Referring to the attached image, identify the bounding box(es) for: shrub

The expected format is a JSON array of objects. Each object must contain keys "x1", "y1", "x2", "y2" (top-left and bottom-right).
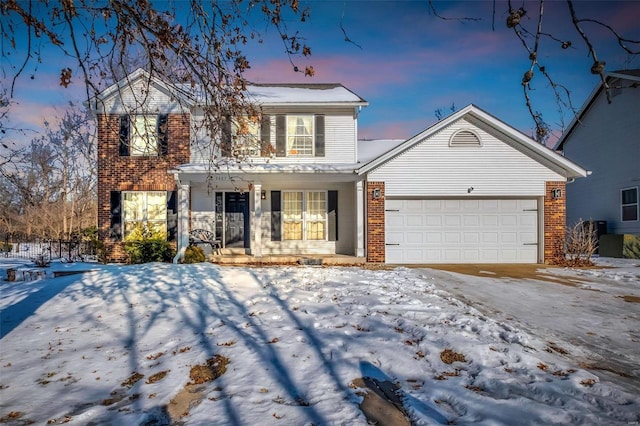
[
  {"x1": 183, "y1": 245, "x2": 206, "y2": 263},
  {"x1": 123, "y1": 223, "x2": 175, "y2": 264},
  {"x1": 0, "y1": 242, "x2": 13, "y2": 253},
  {"x1": 623, "y1": 235, "x2": 640, "y2": 260},
  {"x1": 562, "y1": 220, "x2": 598, "y2": 266}
]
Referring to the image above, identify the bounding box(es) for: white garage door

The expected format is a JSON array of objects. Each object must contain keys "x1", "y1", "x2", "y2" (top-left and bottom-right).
[{"x1": 385, "y1": 199, "x2": 538, "y2": 264}]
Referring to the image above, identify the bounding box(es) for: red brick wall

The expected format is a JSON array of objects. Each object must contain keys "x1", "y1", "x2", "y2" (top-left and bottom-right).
[
  {"x1": 97, "y1": 113, "x2": 190, "y2": 262},
  {"x1": 544, "y1": 181, "x2": 567, "y2": 264},
  {"x1": 366, "y1": 182, "x2": 385, "y2": 263}
]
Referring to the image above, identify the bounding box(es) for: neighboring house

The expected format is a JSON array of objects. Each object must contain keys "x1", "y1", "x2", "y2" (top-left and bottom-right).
[
  {"x1": 93, "y1": 69, "x2": 587, "y2": 264},
  {"x1": 555, "y1": 70, "x2": 640, "y2": 235}
]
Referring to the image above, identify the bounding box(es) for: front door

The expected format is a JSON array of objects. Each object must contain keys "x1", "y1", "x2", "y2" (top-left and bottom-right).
[{"x1": 225, "y1": 192, "x2": 249, "y2": 248}]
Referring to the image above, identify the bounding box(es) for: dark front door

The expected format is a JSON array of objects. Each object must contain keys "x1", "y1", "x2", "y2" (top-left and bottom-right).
[{"x1": 225, "y1": 192, "x2": 249, "y2": 248}]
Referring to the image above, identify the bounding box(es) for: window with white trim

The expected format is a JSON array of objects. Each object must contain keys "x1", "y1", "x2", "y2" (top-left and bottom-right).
[
  {"x1": 621, "y1": 187, "x2": 638, "y2": 221},
  {"x1": 232, "y1": 115, "x2": 261, "y2": 156},
  {"x1": 123, "y1": 191, "x2": 167, "y2": 237},
  {"x1": 130, "y1": 115, "x2": 159, "y2": 156},
  {"x1": 282, "y1": 191, "x2": 327, "y2": 240},
  {"x1": 287, "y1": 115, "x2": 314, "y2": 156}
]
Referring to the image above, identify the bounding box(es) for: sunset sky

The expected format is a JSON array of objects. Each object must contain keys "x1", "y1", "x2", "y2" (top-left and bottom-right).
[{"x1": 3, "y1": 0, "x2": 639, "y2": 147}]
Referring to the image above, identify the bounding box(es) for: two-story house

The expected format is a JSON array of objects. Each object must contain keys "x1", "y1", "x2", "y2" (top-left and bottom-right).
[
  {"x1": 93, "y1": 69, "x2": 587, "y2": 264},
  {"x1": 555, "y1": 70, "x2": 640, "y2": 236}
]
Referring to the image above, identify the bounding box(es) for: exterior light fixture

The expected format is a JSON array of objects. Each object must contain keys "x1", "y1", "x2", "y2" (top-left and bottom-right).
[
  {"x1": 467, "y1": 187, "x2": 474, "y2": 193},
  {"x1": 373, "y1": 188, "x2": 381, "y2": 199},
  {"x1": 261, "y1": 190, "x2": 267, "y2": 200}
]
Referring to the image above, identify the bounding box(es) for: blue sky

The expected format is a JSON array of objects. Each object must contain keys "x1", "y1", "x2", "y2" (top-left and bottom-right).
[{"x1": 3, "y1": 0, "x2": 639, "y2": 147}]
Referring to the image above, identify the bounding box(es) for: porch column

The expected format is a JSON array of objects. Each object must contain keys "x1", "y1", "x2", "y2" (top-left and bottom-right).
[
  {"x1": 252, "y1": 183, "x2": 263, "y2": 257},
  {"x1": 173, "y1": 181, "x2": 191, "y2": 264},
  {"x1": 356, "y1": 180, "x2": 365, "y2": 257}
]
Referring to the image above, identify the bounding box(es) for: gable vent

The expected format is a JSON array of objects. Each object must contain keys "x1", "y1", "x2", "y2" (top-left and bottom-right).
[{"x1": 450, "y1": 130, "x2": 481, "y2": 147}]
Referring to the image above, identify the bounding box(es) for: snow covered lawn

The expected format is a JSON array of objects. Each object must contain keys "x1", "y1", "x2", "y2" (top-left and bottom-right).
[{"x1": 1, "y1": 259, "x2": 639, "y2": 425}]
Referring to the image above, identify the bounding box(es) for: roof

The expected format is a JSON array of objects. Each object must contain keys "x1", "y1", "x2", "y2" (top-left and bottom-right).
[
  {"x1": 90, "y1": 69, "x2": 368, "y2": 110},
  {"x1": 356, "y1": 104, "x2": 588, "y2": 179},
  {"x1": 246, "y1": 83, "x2": 368, "y2": 106},
  {"x1": 357, "y1": 139, "x2": 405, "y2": 164},
  {"x1": 554, "y1": 69, "x2": 640, "y2": 151}
]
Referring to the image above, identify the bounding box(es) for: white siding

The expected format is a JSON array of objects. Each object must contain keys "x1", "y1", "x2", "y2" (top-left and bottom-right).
[
  {"x1": 190, "y1": 107, "x2": 357, "y2": 165},
  {"x1": 563, "y1": 86, "x2": 640, "y2": 234},
  {"x1": 97, "y1": 80, "x2": 186, "y2": 114},
  {"x1": 369, "y1": 118, "x2": 564, "y2": 197}
]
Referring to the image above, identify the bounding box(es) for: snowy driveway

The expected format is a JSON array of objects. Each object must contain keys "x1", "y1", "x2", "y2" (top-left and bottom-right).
[{"x1": 421, "y1": 258, "x2": 640, "y2": 394}]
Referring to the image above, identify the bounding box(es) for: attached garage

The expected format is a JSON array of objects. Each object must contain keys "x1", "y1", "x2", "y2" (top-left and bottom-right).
[
  {"x1": 385, "y1": 198, "x2": 538, "y2": 263},
  {"x1": 358, "y1": 105, "x2": 588, "y2": 264}
]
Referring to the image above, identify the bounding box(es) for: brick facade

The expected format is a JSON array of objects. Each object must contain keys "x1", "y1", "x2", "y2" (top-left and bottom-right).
[
  {"x1": 366, "y1": 181, "x2": 386, "y2": 263},
  {"x1": 543, "y1": 181, "x2": 567, "y2": 264},
  {"x1": 97, "y1": 113, "x2": 190, "y2": 262}
]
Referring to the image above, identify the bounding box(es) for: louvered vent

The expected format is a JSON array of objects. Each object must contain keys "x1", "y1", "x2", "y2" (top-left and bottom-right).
[{"x1": 450, "y1": 130, "x2": 481, "y2": 147}]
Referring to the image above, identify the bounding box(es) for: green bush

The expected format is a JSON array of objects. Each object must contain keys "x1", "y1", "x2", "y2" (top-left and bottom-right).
[
  {"x1": 183, "y1": 245, "x2": 206, "y2": 263},
  {"x1": 1, "y1": 242, "x2": 13, "y2": 253},
  {"x1": 123, "y1": 223, "x2": 175, "y2": 264}
]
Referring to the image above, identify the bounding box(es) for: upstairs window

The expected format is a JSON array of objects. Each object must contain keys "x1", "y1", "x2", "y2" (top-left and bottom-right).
[
  {"x1": 287, "y1": 115, "x2": 314, "y2": 156},
  {"x1": 232, "y1": 116, "x2": 261, "y2": 156},
  {"x1": 119, "y1": 114, "x2": 168, "y2": 156},
  {"x1": 275, "y1": 115, "x2": 324, "y2": 157},
  {"x1": 622, "y1": 187, "x2": 638, "y2": 222}
]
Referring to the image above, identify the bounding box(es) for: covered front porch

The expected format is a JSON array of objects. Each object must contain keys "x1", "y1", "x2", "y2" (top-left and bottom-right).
[{"x1": 171, "y1": 165, "x2": 367, "y2": 263}]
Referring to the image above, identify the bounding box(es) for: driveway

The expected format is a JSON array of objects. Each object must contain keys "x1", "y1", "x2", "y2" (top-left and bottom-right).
[{"x1": 418, "y1": 261, "x2": 640, "y2": 394}]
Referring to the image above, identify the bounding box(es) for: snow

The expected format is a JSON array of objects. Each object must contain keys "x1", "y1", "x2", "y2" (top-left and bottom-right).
[
  {"x1": 1, "y1": 258, "x2": 639, "y2": 425},
  {"x1": 245, "y1": 84, "x2": 367, "y2": 105},
  {"x1": 357, "y1": 139, "x2": 405, "y2": 164}
]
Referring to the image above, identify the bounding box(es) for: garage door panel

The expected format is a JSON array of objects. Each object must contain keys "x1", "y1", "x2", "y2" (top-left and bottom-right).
[
  {"x1": 406, "y1": 215, "x2": 423, "y2": 227},
  {"x1": 464, "y1": 215, "x2": 480, "y2": 226},
  {"x1": 387, "y1": 215, "x2": 405, "y2": 227},
  {"x1": 385, "y1": 198, "x2": 538, "y2": 264},
  {"x1": 445, "y1": 215, "x2": 461, "y2": 226}
]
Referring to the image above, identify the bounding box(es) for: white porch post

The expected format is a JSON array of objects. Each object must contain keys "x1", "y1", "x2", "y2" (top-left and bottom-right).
[
  {"x1": 252, "y1": 183, "x2": 262, "y2": 257},
  {"x1": 173, "y1": 181, "x2": 191, "y2": 264},
  {"x1": 356, "y1": 180, "x2": 365, "y2": 257}
]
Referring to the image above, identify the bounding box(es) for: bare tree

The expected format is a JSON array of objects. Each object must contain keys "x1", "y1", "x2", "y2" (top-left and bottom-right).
[
  {"x1": 428, "y1": 0, "x2": 640, "y2": 143},
  {"x1": 1, "y1": 103, "x2": 96, "y2": 238},
  {"x1": 1, "y1": 0, "x2": 312, "y2": 167}
]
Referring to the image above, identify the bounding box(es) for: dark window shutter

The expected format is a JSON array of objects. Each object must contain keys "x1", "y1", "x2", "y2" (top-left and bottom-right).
[
  {"x1": 222, "y1": 115, "x2": 232, "y2": 157},
  {"x1": 166, "y1": 191, "x2": 177, "y2": 241},
  {"x1": 119, "y1": 115, "x2": 130, "y2": 156},
  {"x1": 328, "y1": 190, "x2": 338, "y2": 241},
  {"x1": 271, "y1": 190, "x2": 282, "y2": 241},
  {"x1": 275, "y1": 115, "x2": 286, "y2": 157},
  {"x1": 260, "y1": 115, "x2": 271, "y2": 157},
  {"x1": 110, "y1": 191, "x2": 122, "y2": 240},
  {"x1": 315, "y1": 115, "x2": 325, "y2": 157},
  {"x1": 158, "y1": 114, "x2": 169, "y2": 155}
]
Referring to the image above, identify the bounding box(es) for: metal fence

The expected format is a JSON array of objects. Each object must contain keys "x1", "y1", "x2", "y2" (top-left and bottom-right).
[{"x1": 1, "y1": 233, "x2": 98, "y2": 263}]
